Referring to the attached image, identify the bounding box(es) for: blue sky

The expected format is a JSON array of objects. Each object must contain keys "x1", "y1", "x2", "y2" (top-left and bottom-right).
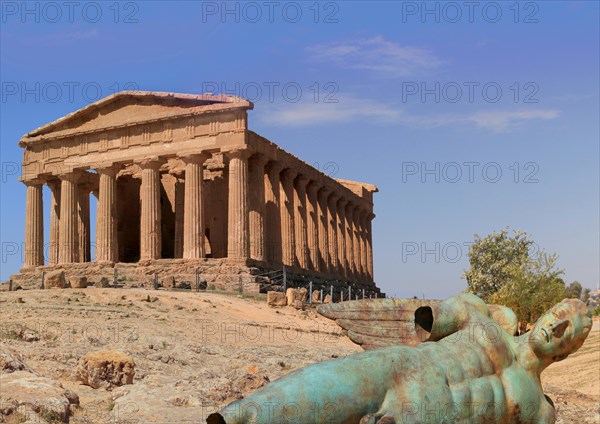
[{"x1": 1, "y1": 1, "x2": 598, "y2": 298}]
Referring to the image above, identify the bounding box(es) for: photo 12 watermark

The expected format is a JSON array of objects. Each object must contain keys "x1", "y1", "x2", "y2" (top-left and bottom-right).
[
  {"x1": 1, "y1": 81, "x2": 140, "y2": 104},
  {"x1": 400, "y1": 82, "x2": 540, "y2": 104},
  {"x1": 400, "y1": 1, "x2": 540, "y2": 24},
  {"x1": 400, "y1": 240, "x2": 542, "y2": 264},
  {"x1": 201, "y1": 1, "x2": 340, "y2": 24},
  {"x1": 1, "y1": 1, "x2": 140, "y2": 24},
  {"x1": 401, "y1": 161, "x2": 540, "y2": 184},
  {"x1": 200, "y1": 81, "x2": 339, "y2": 104}
]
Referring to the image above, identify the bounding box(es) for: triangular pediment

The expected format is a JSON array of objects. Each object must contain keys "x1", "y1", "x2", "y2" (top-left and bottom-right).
[{"x1": 20, "y1": 91, "x2": 252, "y2": 145}]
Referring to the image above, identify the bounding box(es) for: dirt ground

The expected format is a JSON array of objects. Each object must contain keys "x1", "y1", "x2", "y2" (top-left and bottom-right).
[{"x1": 1, "y1": 288, "x2": 598, "y2": 423}]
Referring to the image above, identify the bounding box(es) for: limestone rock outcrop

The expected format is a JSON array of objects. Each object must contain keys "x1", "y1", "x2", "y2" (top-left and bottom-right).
[
  {"x1": 75, "y1": 350, "x2": 135, "y2": 389},
  {"x1": 0, "y1": 347, "x2": 32, "y2": 373},
  {"x1": 0, "y1": 371, "x2": 79, "y2": 423}
]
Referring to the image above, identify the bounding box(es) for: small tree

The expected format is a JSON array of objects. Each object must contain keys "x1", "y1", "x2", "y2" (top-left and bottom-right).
[
  {"x1": 464, "y1": 228, "x2": 535, "y2": 301},
  {"x1": 581, "y1": 287, "x2": 591, "y2": 303},
  {"x1": 565, "y1": 281, "x2": 583, "y2": 299},
  {"x1": 490, "y1": 252, "x2": 565, "y2": 329},
  {"x1": 464, "y1": 228, "x2": 566, "y2": 326}
]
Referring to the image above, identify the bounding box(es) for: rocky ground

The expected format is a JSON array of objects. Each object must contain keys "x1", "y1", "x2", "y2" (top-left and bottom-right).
[{"x1": 0, "y1": 288, "x2": 598, "y2": 423}]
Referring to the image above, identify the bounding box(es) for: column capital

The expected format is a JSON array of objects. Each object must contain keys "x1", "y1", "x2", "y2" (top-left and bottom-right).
[
  {"x1": 266, "y1": 161, "x2": 284, "y2": 175},
  {"x1": 249, "y1": 153, "x2": 269, "y2": 167},
  {"x1": 306, "y1": 181, "x2": 320, "y2": 196},
  {"x1": 58, "y1": 169, "x2": 85, "y2": 183},
  {"x1": 337, "y1": 197, "x2": 349, "y2": 209},
  {"x1": 224, "y1": 148, "x2": 252, "y2": 160},
  {"x1": 96, "y1": 166, "x2": 120, "y2": 178},
  {"x1": 327, "y1": 191, "x2": 341, "y2": 205},
  {"x1": 294, "y1": 174, "x2": 310, "y2": 189},
  {"x1": 355, "y1": 208, "x2": 368, "y2": 220},
  {"x1": 136, "y1": 157, "x2": 164, "y2": 170},
  {"x1": 179, "y1": 152, "x2": 211, "y2": 165},
  {"x1": 318, "y1": 186, "x2": 332, "y2": 198},
  {"x1": 280, "y1": 168, "x2": 297, "y2": 183},
  {"x1": 21, "y1": 177, "x2": 45, "y2": 187},
  {"x1": 46, "y1": 178, "x2": 61, "y2": 190}
]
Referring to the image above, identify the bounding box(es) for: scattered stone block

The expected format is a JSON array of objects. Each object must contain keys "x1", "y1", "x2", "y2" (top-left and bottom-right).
[
  {"x1": 267, "y1": 291, "x2": 287, "y2": 307},
  {"x1": 96, "y1": 277, "x2": 111, "y2": 288},
  {"x1": 44, "y1": 270, "x2": 66, "y2": 289},
  {"x1": 324, "y1": 294, "x2": 332, "y2": 304},
  {"x1": 311, "y1": 290, "x2": 321, "y2": 304},
  {"x1": 69, "y1": 276, "x2": 88, "y2": 288},
  {"x1": 76, "y1": 351, "x2": 135, "y2": 389},
  {"x1": 286, "y1": 287, "x2": 307, "y2": 306}
]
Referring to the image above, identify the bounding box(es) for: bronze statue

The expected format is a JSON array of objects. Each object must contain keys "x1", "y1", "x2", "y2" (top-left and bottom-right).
[{"x1": 208, "y1": 293, "x2": 591, "y2": 424}]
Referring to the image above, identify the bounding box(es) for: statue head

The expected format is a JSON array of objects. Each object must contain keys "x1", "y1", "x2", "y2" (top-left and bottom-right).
[{"x1": 530, "y1": 298, "x2": 592, "y2": 362}]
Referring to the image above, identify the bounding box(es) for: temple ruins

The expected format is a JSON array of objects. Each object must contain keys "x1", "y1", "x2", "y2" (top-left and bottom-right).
[{"x1": 13, "y1": 91, "x2": 380, "y2": 295}]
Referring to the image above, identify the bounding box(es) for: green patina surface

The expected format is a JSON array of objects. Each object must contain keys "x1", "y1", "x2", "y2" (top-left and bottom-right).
[{"x1": 208, "y1": 293, "x2": 591, "y2": 424}]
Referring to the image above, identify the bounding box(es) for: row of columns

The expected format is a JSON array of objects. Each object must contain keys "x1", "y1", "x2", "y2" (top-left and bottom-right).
[
  {"x1": 22, "y1": 148, "x2": 374, "y2": 282},
  {"x1": 243, "y1": 152, "x2": 375, "y2": 282}
]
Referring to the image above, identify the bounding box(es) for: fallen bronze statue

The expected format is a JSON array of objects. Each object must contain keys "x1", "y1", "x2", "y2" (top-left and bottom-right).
[{"x1": 207, "y1": 293, "x2": 591, "y2": 423}]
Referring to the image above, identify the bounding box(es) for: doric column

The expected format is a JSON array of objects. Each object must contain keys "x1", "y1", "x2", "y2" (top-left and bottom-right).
[
  {"x1": 182, "y1": 153, "x2": 210, "y2": 259},
  {"x1": 58, "y1": 172, "x2": 80, "y2": 264},
  {"x1": 345, "y1": 203, "x2": 355, "y2": 278},
  {"x1": 226, "y1": 149, "x2": 251, "y2": 260},
  {"x1": 249, "y1": 154, "x2": 268, "y2": 261},
  {"x1": 294, "y1": 175, "x2": 309, "y2": 269},
  {"x1": 353, "y1": 207, "x2": 363, "y2": 280},
  {"x1": 77, "y1": 182, "x2": 91, "y2": 262},
  {"x1": 327, "y1": 192, "x2": 340, "y2": 274},
  {"x1": 264, "y1": 162, "x2": 283, "y2": 264},
  {"x1": 280, "y1": 168, "x2": 297, "y2": 267},
  {"x1": 95, "y1": 167, "x2": 119, "y2": 262},
  {"x1": 336, "y1": 198, "x2": 348, "y2": 278},
  {"x1": 306, "y1": 182, "x2": 320, "y2": 272},
  {"x1": 47, "y1": 180, "x2": 60, "y2": 265},
  {"x1": 173, "y1": 176, "x2": 184, "y2": 259},
  {"x1": 23, "y1": 179, "x2": 44, "y2": 268},
  {"x1": 139, "y1": 159, "x2": 163, "y2": 260},
  {"x1": 366, "y1": 212, "x2": 375, "y2": 282},
  {"x1": 359, "y1": 210, "x2": 368, "y2": 281},
  {"x1": 317, "y1": 187, "x2": 331, "y2": 273}
]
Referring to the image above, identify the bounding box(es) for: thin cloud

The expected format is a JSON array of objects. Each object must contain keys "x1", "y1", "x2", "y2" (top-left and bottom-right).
[
  {"x1": 306, "y1": 36, "x2": 442, "y2": 77},
  {"x1": 259, "y1": 97, "x2": 403, "y2": 126},
  {"x1": 466, "y1": 109, "x2": 560, "y2": 131},
  {"x1": 258, "y1": 95, "x2": 559, "y2": 132}
]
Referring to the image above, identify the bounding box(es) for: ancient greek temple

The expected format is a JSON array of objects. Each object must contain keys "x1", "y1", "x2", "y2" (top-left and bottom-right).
[{"x1": 15, "y1": 91, "x2": 380, "y2": 294}]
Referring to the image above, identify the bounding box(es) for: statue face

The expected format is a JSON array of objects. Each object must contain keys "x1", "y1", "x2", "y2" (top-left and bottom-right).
[{"x1": 530, "y1": 299, "x2": 592, "y2": 361}]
